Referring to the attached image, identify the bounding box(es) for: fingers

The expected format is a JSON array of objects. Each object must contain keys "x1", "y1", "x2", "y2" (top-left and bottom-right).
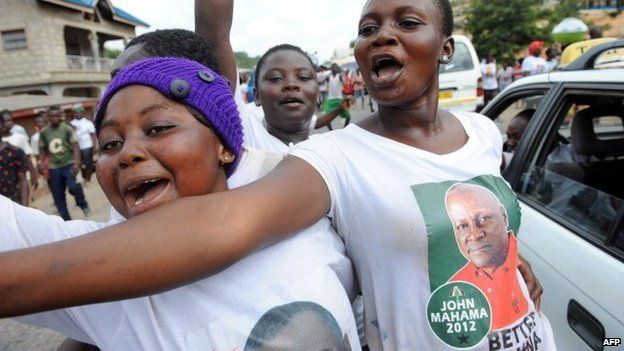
[
  {"x1": 517, "y1": 257, "x2": 544, "y2": 308},
  {"x1": 530, "y1": 280, "x2": 544, "y2": 311}
]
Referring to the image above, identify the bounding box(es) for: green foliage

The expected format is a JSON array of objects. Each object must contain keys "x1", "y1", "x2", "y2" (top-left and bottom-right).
[
  {"x1": 349, "y1": 39, "x2": 356, "y2": 49},
  {"x1": 465, "y1": 0, "x2": 585, "y2": 62},
  {"x1": 549, "y1": 0, "x2": 581, "y2": 23},
  {"x1": 234, "y1": 51, "x2": 260, "y2": 69},
  {"x1": 542, "y1": 0, "x2": 582, "y2": 33},
  {"x1": 465, "y1": 0, "x2": 550, "y2": 63},
  {"x1": 104, "y1": 49, "x2": 122, "y2": 59}
]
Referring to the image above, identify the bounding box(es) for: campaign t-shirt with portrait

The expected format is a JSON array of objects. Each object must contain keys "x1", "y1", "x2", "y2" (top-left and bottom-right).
[
  {"x1": 291, "y1": 111, "x2": 556, "y2": 351},
  {"x1": 0, "y1": 147, "x2": 360, "y2": 351}
]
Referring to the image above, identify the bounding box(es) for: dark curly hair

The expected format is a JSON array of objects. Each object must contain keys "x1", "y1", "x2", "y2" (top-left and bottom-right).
[
  {"x1": 435, "y1": 0, "x2": 454, "y2": 37},
  {"x1": 124, "y1": 29, "x2": 220, "y2": 74}
]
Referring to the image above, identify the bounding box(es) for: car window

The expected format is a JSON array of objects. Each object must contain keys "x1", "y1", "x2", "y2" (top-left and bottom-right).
[
  {"x1": 516, "y1": 94, "x2": 624, "y2": 247},
  {"x1": 491, "y1": 94, "x2": 545, "y2": 136},
  {"x1": 615, "y1": 230, "x2": 624, "y2": 251},
  {"x1": 594, "y1": 47, "x2": 624, "y2": 70},
  {"x1": 439, "y1": 42, "x2": 473, "y2": 73}
]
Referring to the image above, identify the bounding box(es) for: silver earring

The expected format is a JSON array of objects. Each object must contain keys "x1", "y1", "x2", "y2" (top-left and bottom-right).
[{"x1": 440, "y1": 55, "x2": 450, "y2": 64}]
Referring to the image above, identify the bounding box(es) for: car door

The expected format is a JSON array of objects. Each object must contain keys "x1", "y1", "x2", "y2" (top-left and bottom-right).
[{"x1": 499, "y1": 83, "x2": 624, "y2": 351}]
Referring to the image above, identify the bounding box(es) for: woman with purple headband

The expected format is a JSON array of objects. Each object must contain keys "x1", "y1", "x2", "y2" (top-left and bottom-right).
[{"x1": 0, "y1": 57, "x2": 359, "y2": 350}]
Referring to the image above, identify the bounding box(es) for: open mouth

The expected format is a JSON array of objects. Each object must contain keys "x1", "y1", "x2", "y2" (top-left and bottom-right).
[
  {"x1": 124, "y1": 178, "x2": 170, "y2": 209},
  {"x1": 372, "y1": 55, "x2": 404, "y2": 85},
  {"x1": 279, "y1": 97, "x2": 305, "y2": 105}
]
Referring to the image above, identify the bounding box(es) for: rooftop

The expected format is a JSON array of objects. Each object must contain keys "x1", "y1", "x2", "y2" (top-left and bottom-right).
[
  {"x1": 1, "y1": 94, "x2": 98, "y2": 113},
  {"x1": 39, "y1": 0, "x2": 148, "y2": 27}
]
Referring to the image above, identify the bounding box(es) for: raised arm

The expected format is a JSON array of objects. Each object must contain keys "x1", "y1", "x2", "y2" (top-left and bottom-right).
[
  {"x1": 194, "y1": 0, "x2": 237, "y2": 92},
  {"x1": 0, "y1": 156, "x2": 329, "y2": 317},
  {"x1": 315, "y1": 98, "x2": 351, "y2": 129}
]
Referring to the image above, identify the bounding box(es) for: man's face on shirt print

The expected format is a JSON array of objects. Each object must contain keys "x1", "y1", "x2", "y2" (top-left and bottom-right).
[
  {"x1": 244, "y1": 301, "x2": 351, "y2": 351},
  {"x1": 445, "y1": 183, "x2": 510, "y2": 269}
]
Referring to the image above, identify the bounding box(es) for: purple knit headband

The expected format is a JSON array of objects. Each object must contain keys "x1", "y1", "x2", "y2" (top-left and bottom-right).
[{"x1": 95, "y1": 57, "x2": 243, "y2": 177}]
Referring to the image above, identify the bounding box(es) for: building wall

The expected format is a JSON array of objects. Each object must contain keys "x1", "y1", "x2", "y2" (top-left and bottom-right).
[
  {"x1": 581, "y1": 9, "x2": 624, "y2": 37},
  {"x1": 0, "y1": 0, "x2": 136, "y2": 96}
]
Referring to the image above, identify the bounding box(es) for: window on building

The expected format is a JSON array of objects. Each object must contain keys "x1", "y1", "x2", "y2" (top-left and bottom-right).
[{"x1": 2, "y1": 29, "x2": 27, "y2": 51}]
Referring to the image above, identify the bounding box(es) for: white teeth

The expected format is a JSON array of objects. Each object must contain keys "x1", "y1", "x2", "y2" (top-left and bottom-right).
[
  {"x1": 134, "y1": 196, "x2": 144, "y2": 206},
  {"x1": 127, "y1": 179, "x2": 159, "y2": 192}
]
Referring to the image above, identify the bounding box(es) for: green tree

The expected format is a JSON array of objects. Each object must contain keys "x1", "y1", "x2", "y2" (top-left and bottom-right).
[
  {"x1": 547, "y1": 0, "x2": 581, "y2": 25},
  {"x1": 104, "y1": 49, "x2": 122, "y2": 59},
  {"x1": 465, "y1": 0, "x2": 549, "y2": 63},
  {"x1": 234, "y1": 51, "x2": 260, "y2": 69}
]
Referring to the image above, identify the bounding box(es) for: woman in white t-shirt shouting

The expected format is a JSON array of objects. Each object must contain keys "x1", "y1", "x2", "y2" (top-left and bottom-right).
[{"x1": 0, "y1": 0, "x2": 555, "y2": 350}]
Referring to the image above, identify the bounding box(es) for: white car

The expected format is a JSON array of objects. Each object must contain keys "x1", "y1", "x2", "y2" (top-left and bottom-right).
[
  {"x1": 438, "y1": 35, "x2": 483, "y2": 112},
  {"x1": 482, "y1": 40, "x2": 624, "y2": 350}
]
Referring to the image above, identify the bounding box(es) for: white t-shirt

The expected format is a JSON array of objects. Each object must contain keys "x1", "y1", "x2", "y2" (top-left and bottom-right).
[
  {"x1": 246, "y1": 101, "x2": 265, "y2": 123},
  {"x1": 3, "y1": 133, "x2": 33, "y2": 155},
  {"x1": 234, "y1": 71, "x2": 287, "y2": 154},
  {"x1": 546, "y1": 59, "x2": 558, "y2": 72},
  {"x1": 70, "y1": 118, "x2": 96, "y2": 150},
  {"x1": 239, "y1": 82, "x2": 249, "y2": 102},
  {"x1": 291, "y1": 112, "x2": 556, "y2": 350},
  {"x1": 521, "y1": 56, "x2": 548, "y2": 76},
  {"x1": 481, "y1": 62, "x2": 499, "y2": 90},
  {"x1": 318, "y1": 71, "x2": 331, "y2": 92},
  {"x1": 497, "y1": 67, "x2": 514, "y2": 90},
  {"x1": 30, "y1": 132, "x2": 40, "y2": 156},
  {"x1": 328, "y1": 74, "x2": 343, "y2": 100},
  {"x1": 310, "y1": 114, "x2": 318, "y2": 133},
  {"x1": 10, "y1": 124, "x2": 28, "y2": 138},
  {"x1": 1, "y1": 147, "x2": 360, "y2": 351}
]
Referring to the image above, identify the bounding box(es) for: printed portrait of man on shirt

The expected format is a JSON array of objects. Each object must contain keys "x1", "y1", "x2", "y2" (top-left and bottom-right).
[
  {"x1": 244, "y1": 301, "x2": 352, "y2": 351},
  {"x1": 445, "y1": 183, "x2": 528, "y2": 330}
]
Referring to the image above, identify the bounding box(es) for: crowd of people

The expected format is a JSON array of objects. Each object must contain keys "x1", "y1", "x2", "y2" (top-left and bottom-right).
[
  {"x1": 480, "y1": 41, "x2": 561, "y2": 107},
  {"x1": 0, "y1": 106, "x2": 92, "y2": 218},
  {"x1": 0, "y1": 0, "x2": 562, "y2": 350}
]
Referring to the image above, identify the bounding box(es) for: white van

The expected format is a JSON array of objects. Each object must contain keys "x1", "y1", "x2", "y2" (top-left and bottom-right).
[{"x1": 438, "y1": 35, "x2": 483, "y2": 112}]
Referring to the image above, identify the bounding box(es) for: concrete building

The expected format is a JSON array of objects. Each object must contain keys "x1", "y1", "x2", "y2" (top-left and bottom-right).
[
  {"x1": 0, "y1": 0, "x2": 147, "y2": 98},
  {"x1": 581, "y1": 0, "x2": 624, "y2": 10},
  {"x1": 577, "y1": 0, "x2": 624, "y2": 38}
]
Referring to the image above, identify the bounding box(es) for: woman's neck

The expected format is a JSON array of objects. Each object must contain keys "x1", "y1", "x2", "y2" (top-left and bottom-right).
[
  {"x1": 376, "y1": 88, "x2": 443, "y2": 135},
  {"x1": 266, "y1": 124, "x2": 310, "y2": 146},
  {"x1": 360, "y1": 91, "x2": 468, "y2": 155}
]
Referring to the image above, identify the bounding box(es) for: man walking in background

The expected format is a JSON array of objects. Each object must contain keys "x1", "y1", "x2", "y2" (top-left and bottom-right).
[
  {"x1": 481, "y1": 54, "x2": 498, "y2": 106},
  {"x1": 39, "y1": 106, "x2": 90, "y2": 220},
  {"x1": 69, "y1": 105, "x2": 97, "y2": 184}
]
